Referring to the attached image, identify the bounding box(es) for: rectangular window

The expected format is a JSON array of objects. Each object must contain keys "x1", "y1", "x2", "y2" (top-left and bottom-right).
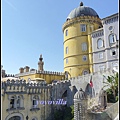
[
  {"x1": 99, "y1": 52, "x2": 103, "y2": 59},
  {"x1": 33, "y1": 100, "x2": 38, "y2": 108},
  {"x1": 66, "y1": 47, "x2": 68, "y2": 54},
  {"x1": 99, "y1": 65, "x2": 105, "y2": 71},
  {"x1": 66, "y1": 58, "x2": 68, "y2": 64},
  {"x1": 10, "y1": 99, "x2": 15, "y2": 108},
  {"x1": 82, "y1": 43, "x2": 87, "y2": 51},
  {"x1": 80, "y1": 24, "x2": 86, "y2": 32},
  {"x1": 17, "y1": 99, "x2": 20, "y2": 108},
  {"x1": 65, "y1": 29, "x2": 68, "y2": 36},
  {"x1": 112, "y1": 62, "x2": 118, "y2": 70}
]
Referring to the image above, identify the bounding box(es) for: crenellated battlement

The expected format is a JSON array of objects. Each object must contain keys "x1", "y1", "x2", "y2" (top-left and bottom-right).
[
  {"x1": 2, "y1": 78, "x2": 70, "y2": 96},
  {"x1": 15, "y1": 70, "x2": 64, "y2": 77},
  {"x1": 5, "y1": 74, "x2": 15, "y2": 77}
]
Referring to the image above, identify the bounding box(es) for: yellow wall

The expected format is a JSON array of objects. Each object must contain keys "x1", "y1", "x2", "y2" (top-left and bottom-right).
[
  {"x1": 19, "y1": 73, "x2": 65, "y2": 84},
  {"x1": 2, "y1": 90, "x2": 51, "y2": 120},
  {"x1": 63, "y1": 16, "x2": 102, "y2": 78}
]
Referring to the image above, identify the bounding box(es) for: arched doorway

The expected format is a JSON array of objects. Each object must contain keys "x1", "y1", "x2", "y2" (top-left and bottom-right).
[
  {"x1": 62, "y1": 90, "x2": 67, "y2": 100},
  {"x1": 5, "y1": 113, "x2": 23, "y2": 120},
  {"x1": 61, "y1": 90, "x2": 67, "y2": 106},
  {"x1": 8, "y1": 116, "x2": 21, "y2": 120}
]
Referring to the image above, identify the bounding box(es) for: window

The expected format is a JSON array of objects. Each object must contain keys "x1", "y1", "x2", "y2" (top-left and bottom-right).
[
  {"x1": 9, "y1": 95, "x2": 24, "y2": 109},
  {"x1": 99, "y1": 65, "x2": 105, "y2": 71},
  {"x1": 66, "y1": 58, "x2": 68, "y2": 64},
  {"x1": 10, "y1": 96, "x2": 15, "y2": 108},
  {"x1": 99, "y1": 52, "x2": 103, "y2": 59},
  {"x1": 97, "y1": 38, "x2": 103, "y2": 48},
  {"x1": 112, "y1": 62, "x2": 118, "y2": 70},
  {"x1": 17, "y1": 96, "x2": 21, "y2": 108},
  {"x1": 111, "y1": 49, "x2": 116, "y2": 56},
  {"x1": 83, "y1": 70, "x2": 89, "y2": 75},
  {"x1": 80, "y1": 24, "x2": 86, "y2": 32},
  {"x1": 83, "y1": 55, "x2": 87, "y2": 61},
  {"x1": 65, "y1": 29, "x2": 68, "y2": 36},
  {"x1": 109, "y1": 34, "x2": 116, "y2": 44},
  {"x1": 33, "y1": 100, "x2": 38, "y2": 108},
  {"x1": 82, "y1": 43, "x2": 87, "y2": 51},
  {"x1": 32, "y1": 96, "x2": 39, "y2": 108},
  {"x1": 66, "y1": 47, "x2": 68, "y2": 54}
]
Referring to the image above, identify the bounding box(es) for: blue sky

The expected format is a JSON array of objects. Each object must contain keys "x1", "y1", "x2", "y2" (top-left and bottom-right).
[{"x1": 2, "y1": 0, "x2": 118, "y2": 74}]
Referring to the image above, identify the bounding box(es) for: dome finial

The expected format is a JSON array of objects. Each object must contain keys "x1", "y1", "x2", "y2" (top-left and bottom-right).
[{"x1": 80, "y1": 2, "x2": 83, "y2": 6}]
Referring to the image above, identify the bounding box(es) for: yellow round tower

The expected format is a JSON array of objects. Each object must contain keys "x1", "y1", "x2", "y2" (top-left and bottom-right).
[{"x1": 62, "y1": 2, "x2": 102, "y2": 78}]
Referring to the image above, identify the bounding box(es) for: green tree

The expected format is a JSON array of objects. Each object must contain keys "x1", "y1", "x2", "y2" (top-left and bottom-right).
[
  {"x1": 54, "y1": 105, "x2": 74, "y2": 120},
  {"x1": 103, "y1": 72, "x2": 118, "y2": 102}
]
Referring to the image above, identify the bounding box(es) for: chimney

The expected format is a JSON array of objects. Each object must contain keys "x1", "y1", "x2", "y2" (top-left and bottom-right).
[
  {"x1": 19, "y1": 67, "x2": 24, "y2": 73},
  {"x1": 24, "y1": 66, "x2": 30, "y2": 72}
]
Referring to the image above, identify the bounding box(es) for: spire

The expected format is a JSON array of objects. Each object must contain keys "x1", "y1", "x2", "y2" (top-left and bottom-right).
[
  {"x1": 80, "y1": 2, "x2": 83, "y2": 6},
  {"x1": 39, "y1": 54, "x2": 43, "y2": 61},
  {"x1": 38, "y1": 54, "x2": 44, "y2": 71}
]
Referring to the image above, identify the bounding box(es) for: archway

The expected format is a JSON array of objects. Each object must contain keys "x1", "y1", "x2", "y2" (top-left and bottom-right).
[
  {"x1": 5, "y1": 113, "x2": 24, "y2": 120},
  {"x1": 8, "y1": 116, "x2": 21, "y2": 120},
  {"x1": 85, "y1": 84, "x2": 95, "y2": 98},
  {"x1": 61, "y1": 90, "x2": 67, "y2": 101}
]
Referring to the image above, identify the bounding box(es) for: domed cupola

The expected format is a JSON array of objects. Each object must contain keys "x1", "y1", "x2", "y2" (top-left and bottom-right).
[
  {"x1": 74, "y1": 88, "x2": 86, "y2": 100},
  {"x1": 67, "y1": 2, "x2": 99, "y2": 21}
]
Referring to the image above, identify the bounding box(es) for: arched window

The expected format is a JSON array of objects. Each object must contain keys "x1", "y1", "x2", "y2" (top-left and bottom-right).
[
  {"x1": 109, "y1": 34, "x2": 116, "y2": 44},
  {"x1": 97, "y1": 38, "x2": 103, "y2": 48},
  {"x1": 32, "y1": 95, "x2": 39, "y2": 108},
  {"x1": 10, "y1": 96, "x2": 15, "y2": 108},
  {"x1": 65, "y1": 29, "x2": 68, "y2": 36},
  {"x1": 82, "y1": 43, "x2": 87, "y2": 51}
]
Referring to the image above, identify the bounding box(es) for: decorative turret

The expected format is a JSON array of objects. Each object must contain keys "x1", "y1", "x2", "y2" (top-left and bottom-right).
[
  {"x1": 74, "y1": 88, "x2": 87, "y2": 120},
  {"x1": 38, "y1": 54, "x2": 44, "y2": 71}
]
